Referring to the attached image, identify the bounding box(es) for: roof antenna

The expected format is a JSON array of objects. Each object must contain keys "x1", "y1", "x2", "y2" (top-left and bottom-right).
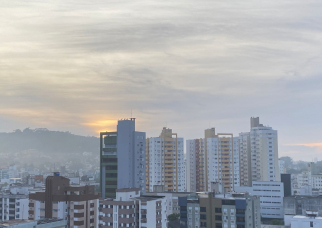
[{"x1": 131, "y1": 108, "x2": 132, "y2": 118}]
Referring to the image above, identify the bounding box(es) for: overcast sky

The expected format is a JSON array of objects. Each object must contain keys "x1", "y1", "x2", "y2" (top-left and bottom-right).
[{"x1": 1, "y1": 0, "x2": 322, "y2": 161}]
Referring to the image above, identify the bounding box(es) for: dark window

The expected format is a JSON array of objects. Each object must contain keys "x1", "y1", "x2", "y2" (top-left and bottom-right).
[
  {"x1": 102, "y1": 158, "x2": 117, "y2": 163},
  {"x1": 106, "y1": 181, "x2": 117, "y2": 185},
  {"x1": 180, "y1": 206, "x2": 187, "y2": 211},
  {"x1": 106, "y1": 173, "x2": 117, "y2": 177},
  {"x1": 74, "y1": 213, "x2": 84, "y2": 218},
  {"x1": 74, "y1": 221, "x2": 84, "y2": 226},
  {"x1": 236, "y1": 209, "x2": 245, "y2": 214},
  {"x1": 74, "y1": 205, "x2": 84, "y2": 210},
  {"x1": 215, "y1": 215, "x2": 222, "y2": 221},
  {"x1": 222, "y1": 200, "x2": 235, "y2": 205},
  {"x1": 200, "y1": 214, "x2": 207, "y2": 220},
  {"x1": 215, "y1": 207, "x2": 222, "y2": 213},
  {"x1": 310, "y1": 221, "x2": 313, "y2": 227},
  {"x1": 200, "y1": 207, "x2": 206, "y2": 212},
  {"x1": 216, "y1": 224, "x2": 222, "y2": 228},
  {"x1": 106, "y1": 166, "x2": 117, "y2": 170},
  {"x1": 105, "y1": 188, "x2": 116, "y2": 193},
  {"x1": 236, "y1": 217, "x2": 245, "y2": 222},
  {"x1": 237, "y1": 225, "x2": 245, "y2": 228},
  {"x1": 181, "y1": 213, "x2": 187, "y2": 218},
  {"x1": 90, "y1": 211, "x2": 94, "y2": 215}
]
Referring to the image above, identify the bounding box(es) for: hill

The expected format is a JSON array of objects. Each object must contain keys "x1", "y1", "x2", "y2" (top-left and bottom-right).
[{"x1": 0, "y1": 128, "x2": 99, "y2": 154}]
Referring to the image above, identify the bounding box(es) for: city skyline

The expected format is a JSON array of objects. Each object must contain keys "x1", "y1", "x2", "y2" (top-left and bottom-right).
[{"x1": 1, "y1": 0, "x2": 322, "y2": 161}]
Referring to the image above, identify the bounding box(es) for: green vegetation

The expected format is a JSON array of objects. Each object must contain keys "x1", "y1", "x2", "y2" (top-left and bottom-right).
[
  {"x1": 167, "y1": 213, "x2": 180, "y2": 222},
  {"x1": 269, "y1": 219, "x2": 284, "y2": 225}
]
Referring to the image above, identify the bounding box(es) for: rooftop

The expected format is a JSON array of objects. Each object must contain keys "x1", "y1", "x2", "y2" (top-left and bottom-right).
[
  {"x1": 0, "y1": 219, "x2": 65, "y2": 227},
  {"x1": 0, "y1": 220, "x2": 36, "y2": 227}
]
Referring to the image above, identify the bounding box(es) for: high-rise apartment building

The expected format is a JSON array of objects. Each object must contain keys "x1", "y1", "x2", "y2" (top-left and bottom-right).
[
  {"x1": 186, "y1": 138, "x2": 205, "y2": 192},
  {"x1": 100, "y1": 118, "x2": 146, "y2": 198},
  {"x1": 239, "y1": 132, "x2": 252, "y2": 186},
  {"x1": 207, "y1": 133, "x2": 240, "y2": 192},
  {"x1": 146, "y1": 127, "x2": 185, "y2": 192},
  {"x1": 239, "y1": 117, "x2": 279, "y2": 185},
  {"x1": 29, "y1": 174, "x2": 100, "y2": 228},
  {"x1": 249, "y1": 117, "x2": 279, "y2": 182}
]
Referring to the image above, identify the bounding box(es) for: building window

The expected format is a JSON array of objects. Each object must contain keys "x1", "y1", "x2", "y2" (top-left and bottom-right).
[{"x1": 200, "y1": 207, "x2": 206, "y2": 212}]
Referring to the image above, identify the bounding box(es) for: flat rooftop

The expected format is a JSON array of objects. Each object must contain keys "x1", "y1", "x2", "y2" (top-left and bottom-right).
[
  {"x1": 0, "y1": 220, "x2": 36, "y2": 227},
  {"x1": 0, "y1": 219, "x2": 65, "y2": 227}
]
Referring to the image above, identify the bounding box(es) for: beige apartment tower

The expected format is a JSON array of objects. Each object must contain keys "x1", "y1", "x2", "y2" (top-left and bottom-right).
[{"x1": 146, "y1": 127, "x2": 185, "y2": 192}]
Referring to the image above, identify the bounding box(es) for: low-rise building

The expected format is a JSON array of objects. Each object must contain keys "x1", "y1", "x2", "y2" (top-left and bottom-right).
[
  {"x1": 0, "y1": 218, "x2": 66, "y2": 228},
  {"x1": 99, "y1": 188, "x2": 167, "y2": 228},
  {"x1": 235, "y1": 181, "x2": 284, "y2": 219},
  {"x1": 29, "y1": 173, "x2": 100, "y2": 228},
  {"x1": 290, "y1": 215, "x2": 322, "y2": 228},
  {"x1": 0, "y1": 194, "x2": 28, "y2": 221},
  {"x1": 284, "y1": 195, "x2": 322, "y2": 226},
  {"x1": 179, "y1": 192, "x2": 261, "y2": 228}
]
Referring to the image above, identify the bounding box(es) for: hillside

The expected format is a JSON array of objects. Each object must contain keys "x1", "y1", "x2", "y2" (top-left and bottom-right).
[{"x1": 0, "y1": 128, "x2": 99, "y2": 154}]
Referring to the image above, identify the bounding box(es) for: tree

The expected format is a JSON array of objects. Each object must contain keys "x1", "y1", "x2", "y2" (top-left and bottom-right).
[
  {"x1": 279, "y1": 156, "x2": 293, "y2": 170},
  {"x1": 270, "y1": 219, "x2": 284, "y2": 225},
  {"x1": 167, "y1": 213, "x2": 180, "y2": 221}
]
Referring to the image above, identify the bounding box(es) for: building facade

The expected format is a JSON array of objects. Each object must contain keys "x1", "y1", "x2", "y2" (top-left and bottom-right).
[
  {"x1": 29, "y1": 174, "x2": 100, "y2": 228},
  {"x1": 100, "y1": 118, "x2": 146, "y2": 198},
  {"x1": 179, "y1": 192, "x2": 261, "y2": 228},
  {"x1": 146, "y1": 128, "x2": 185, "y2": 192},
  {"x1": 99, "y1": 188, "x2": 167, "y2": 228},
  {"x1": 207, "y1": 134, "x2": 240, "y2": 192},
  {"x1": 249, "y1": 118, "x2": 279, "y2": 182},
  {"x1": 0, "y1": 194, "x2": 28, "y2": 221},
  {"x1": 186, "y1": 139, "x2": 205, "y2": 192},
  {"x1": 235, "y1": 181, "x2": 284, "y2": 219}
]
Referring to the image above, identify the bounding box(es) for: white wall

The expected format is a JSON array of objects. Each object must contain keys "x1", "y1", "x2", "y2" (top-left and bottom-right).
[{"x1": 291, "y1": 216, "x2": 322, "y2": 228}]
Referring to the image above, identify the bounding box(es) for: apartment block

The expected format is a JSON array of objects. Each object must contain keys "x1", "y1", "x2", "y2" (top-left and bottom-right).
[
  {"x1": 179, "y1": 192, "x2": 261, "y2": 228},
  {"x1": 238, "y1": 132, "x2": 251, "y2": 186},
  {"x1": 235, "y1": 181, "x2": 284, "y2": 219},
  {"x1": 29, "y1": 173, "x2": 100, "y2": 228},
  {"x1": 0, "y1": 194, "x2": 28, "y2": 221},
  {"x1": 186, "y1": 139, "x2": 205, "y2": 192},
  {"x1": 100, "y1": 118, "x2": 146, "y2": 198},
  {"x1": 145, "y1": 192, "x2": 192, "y2": 218},
  {"x1": 249, "y1": 117, "x2": 279, "y2": 182},
  {"x1": 146, "y1": 127, "x2": 185, "y2": 192},
  {"x1": 99, "y1": 188, "x2": 167, "y2": 228},
  {"x1": 207, "y1": 133, "x2": 240, "y2": 192}
]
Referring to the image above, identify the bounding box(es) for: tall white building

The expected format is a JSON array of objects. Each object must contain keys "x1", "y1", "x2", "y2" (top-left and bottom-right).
[
  {"x1": 207, "y1": 133, "x2": 240, "y2": 192},
  {"x1": 240, "y1": 117, "x2": 280, "y2": 184},
  {"x1": 146, "y1": 127, "x2": 185, "y2": 192}
]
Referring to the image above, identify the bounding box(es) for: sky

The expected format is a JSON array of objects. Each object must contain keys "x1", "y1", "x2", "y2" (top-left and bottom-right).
[{"x1": 1, "y1": 0, "x2": 322, "y2": 161}]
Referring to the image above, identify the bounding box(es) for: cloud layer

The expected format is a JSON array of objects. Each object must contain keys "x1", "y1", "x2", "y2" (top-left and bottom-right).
[{"x1": 1, "y1": 0, "x2": 322, "y2": 160}]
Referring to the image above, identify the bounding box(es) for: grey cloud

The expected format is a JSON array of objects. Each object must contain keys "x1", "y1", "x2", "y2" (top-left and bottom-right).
[{"x1": 1, "y1": 0, "x2": 322, "y2": 161}]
